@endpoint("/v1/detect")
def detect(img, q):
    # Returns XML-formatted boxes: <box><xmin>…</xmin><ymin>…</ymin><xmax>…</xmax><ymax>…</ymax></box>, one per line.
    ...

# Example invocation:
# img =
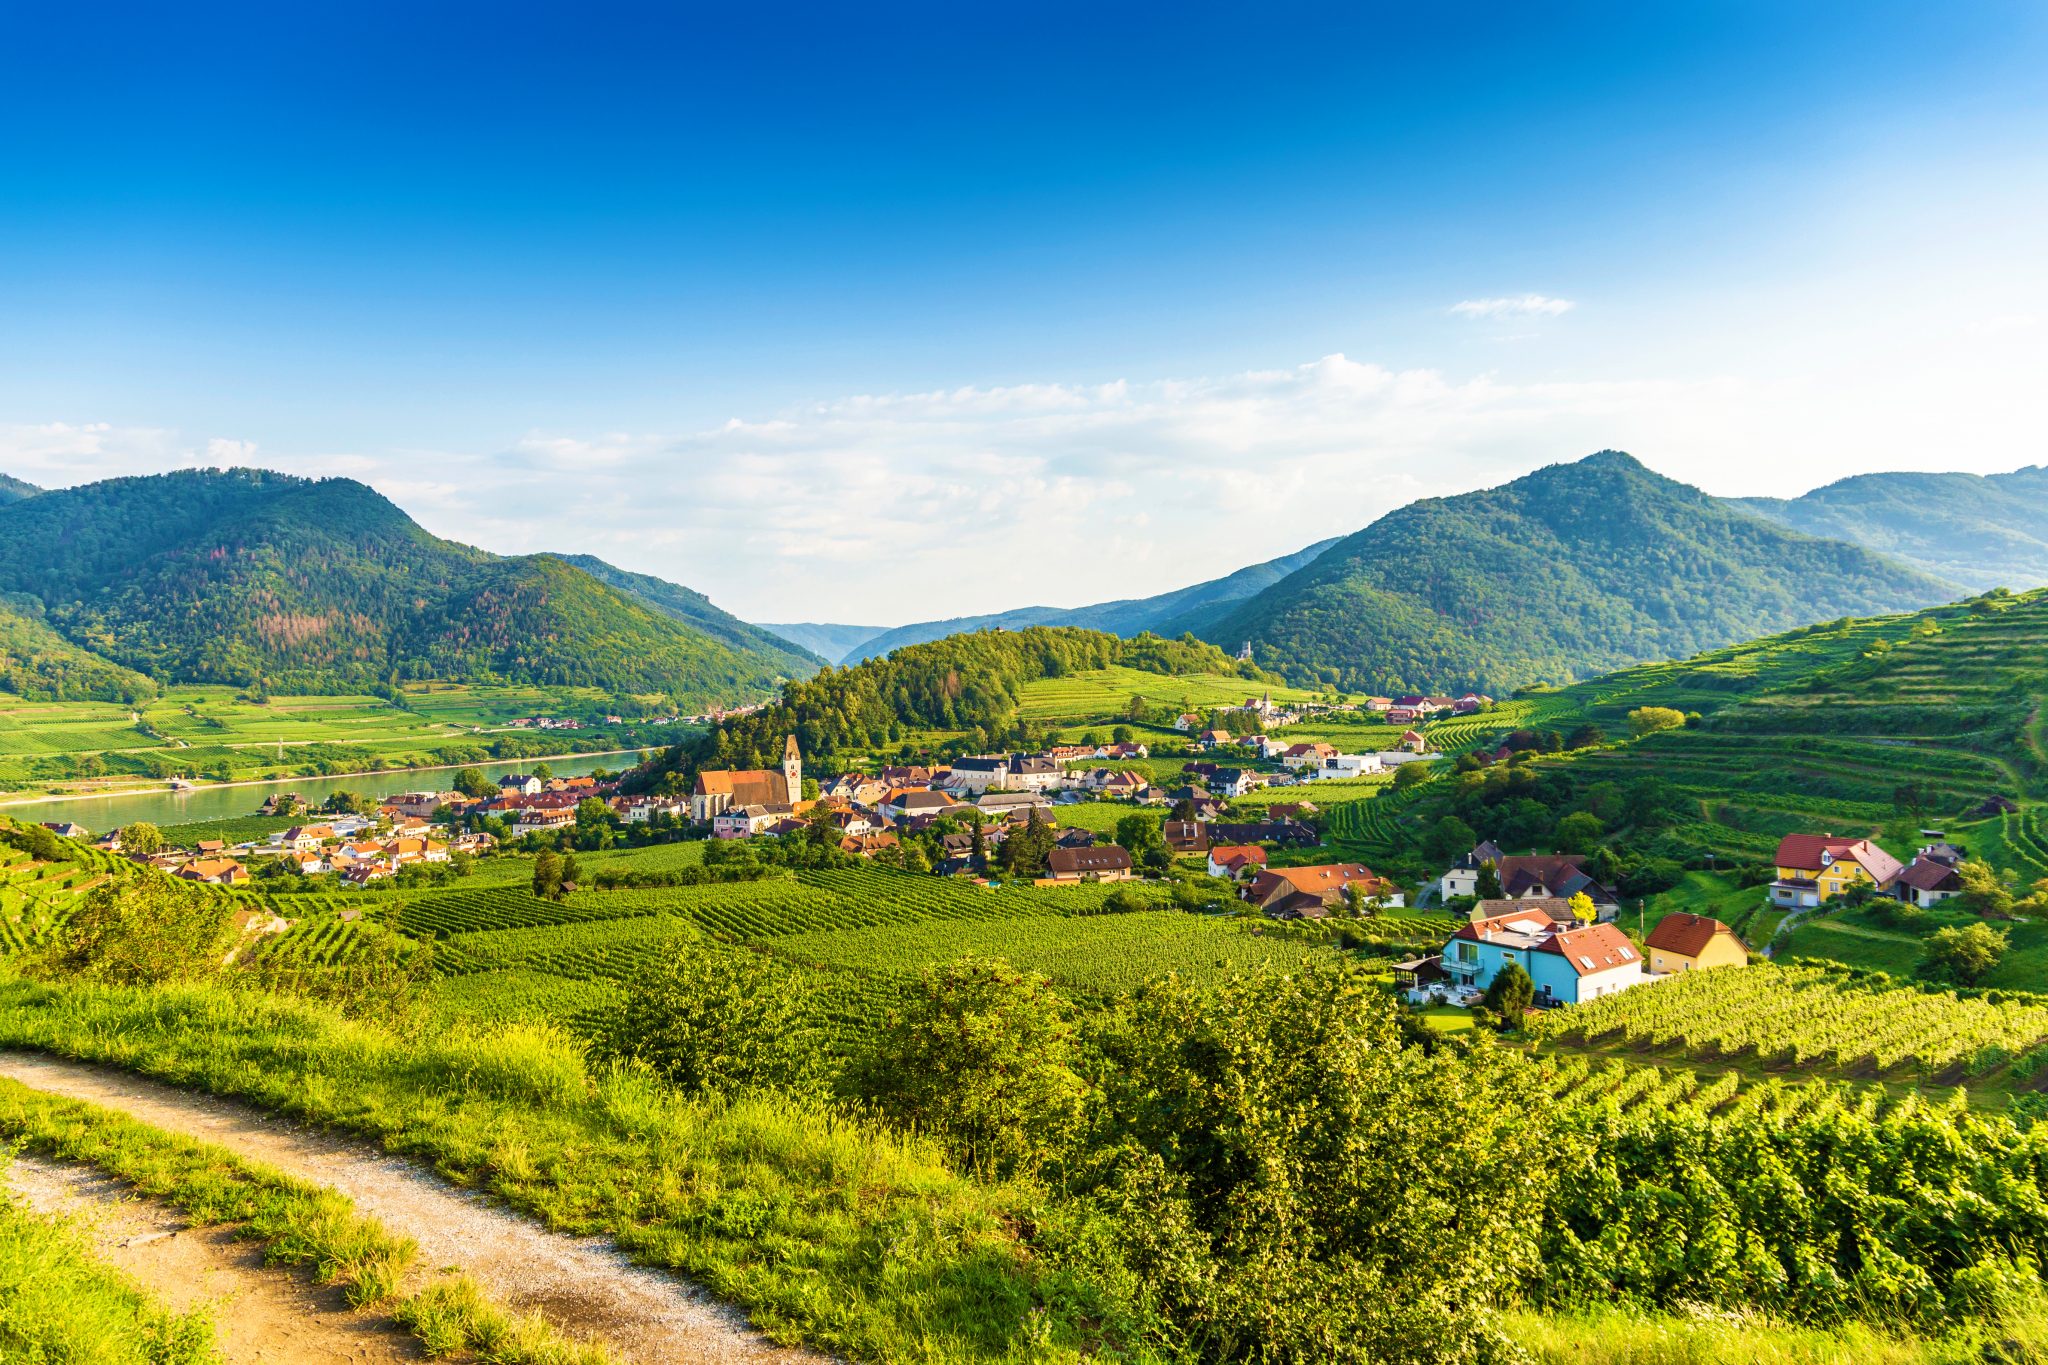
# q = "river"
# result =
<box><xmin>0</xmin><ymin>752</ymin><xmax>639</xmax><ymax>833</ymax></box>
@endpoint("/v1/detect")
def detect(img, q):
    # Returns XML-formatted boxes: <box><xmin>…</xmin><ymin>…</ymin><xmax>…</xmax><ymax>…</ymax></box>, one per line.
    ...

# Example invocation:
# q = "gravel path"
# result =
<box><xmin>7</xmin><ymin>1153</ymin><xmax>418</xmax><ymax>1365</ymax></box>
<box><xmin>0</xmin><ymin>1051</ymin><xmax>830</xmax><ymax>1365</ymax></box>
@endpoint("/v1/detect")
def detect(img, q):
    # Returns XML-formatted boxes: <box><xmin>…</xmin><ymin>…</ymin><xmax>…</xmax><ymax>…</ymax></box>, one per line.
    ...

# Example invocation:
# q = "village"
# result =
<box><xmin>47</xmin><ymin>680</ymin><xmax>1980</xmax><ymax>1027</ymax></box>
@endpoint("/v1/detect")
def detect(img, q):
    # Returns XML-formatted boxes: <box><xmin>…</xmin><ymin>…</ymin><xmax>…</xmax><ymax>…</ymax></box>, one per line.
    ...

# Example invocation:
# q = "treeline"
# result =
<box><xmin>650</xmin><ymin>626</ymin><xmax>1264</xmax><ymax>779</ymax></box>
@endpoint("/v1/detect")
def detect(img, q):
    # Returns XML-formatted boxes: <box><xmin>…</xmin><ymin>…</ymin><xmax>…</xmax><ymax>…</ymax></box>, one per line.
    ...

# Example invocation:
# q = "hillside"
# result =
<box><xmin>1177</xmin><ymin>451</ymin><xmax>1956</xmax><ymax>694</ymax></box>
<box><xmin>558</xmin><ymin>554</ymin><xmax>824</xmax><ymax>676</ymax></box>
<box><xmin>647</xmin><ymin>625</ymin><xmax>1271</xmax><ymax>779</ymax></box>
<box><xmin>0</xmin><ymin>474</ymin><xmax>39</xmax><ymax>502</ymax></box>
<box><xmin>755</xmin><ymin>621</ymin><xmax>888</xmax><ymax>664</ymax></box>
<box><xmin>845</xmin><ymin>537</ymin><xmax>1340</xmax><ymax>662</ymax></box>
<box><xmin>1734</xmin><ymin>465</ymin><xmax>2048</xmax><ymax>592</ymax></box>
<box><xmin>0</xmin><ymin>597</ymin><xmax>157</xmax><ymax>703</ymax></box>
<box><xmin>0</xmin><ymin>469</ymin><xmax>805</xmax><ymax>705</ymax></box>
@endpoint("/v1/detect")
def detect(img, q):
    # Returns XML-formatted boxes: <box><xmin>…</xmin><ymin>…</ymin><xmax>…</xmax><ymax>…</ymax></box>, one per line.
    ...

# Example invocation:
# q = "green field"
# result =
<box><xmin>1013</xmin><ymin>666</ymin><xmax>1321</xmax><ymax>721</ymax></box>
<box><xmin>0</xmin><ymin>683</ymin><xmax>692</xmax><ymax>796</ymax></box>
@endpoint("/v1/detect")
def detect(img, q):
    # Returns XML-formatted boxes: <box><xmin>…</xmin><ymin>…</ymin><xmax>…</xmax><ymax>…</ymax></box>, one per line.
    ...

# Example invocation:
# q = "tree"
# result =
<box><xmin>854</xmin><ymin>957</ymin><xmax>1087</xmax><ymax>1178</ymax></box>
<box><xmin>968</xmin><ymin>810</ymin><xmax>986</xmax><ymax>871</ymax></box>
<box><xmin>1954</xmin><ymin>859</ymin><xmax>2015</xmax><ymax>918</ymax></box>
<box><xmin>560</xmin><ymin>851</ymin><xmax>580</xmax><ymax>891</ymax></box>
<box><xmin>532</xmin><ymin>762</ymin><xmax>554</xmax><ymax>781</ymax></box>
<box><xmin>586</xmin><ymin>941</ymin><xmax>826</xmax><ymax>1096</ymax></box>
<box><xmin>1627</xmin><ymin>706</ymin><xmax>1686</xmax><ymax>739</ymax></box>
<box><xmin>1112</xmin><ymin>725</ymin><xmax>1134</xmax><ymax>744</ymax></box>
<box><xmin>1081</xmin><ymin>962</ymin><xmax>1553</xmax><ymax>1362</ymax></box>
<box><xmin>1919</xmin><ymin>922</ymin><xmax>2008</xmax><ymax>986</ymax></box>
<box><xmin>1426</xmin><ymin>815</ymin><xmax>1477</xmax><ymax>862</ymax></box>
<box><xmin>37</xmin><ymin>876</ymin><xmax>233</xmax><ymax>985</ymax></box>
<box><xmin>1476</xmin><ymin>860</ymin><xmax>1504</xmax><ymax>900</ymax></box>
<box><xmin>118</xmin><ymin>822</ymin><xmax>163</xmax><ymax>856</ymax></box>
<box><xmin>1555</xmin><ymin>811</ymin><xmax>1604</xmax><ymax>854</ymax></box>
<box><xmin>1481</xmin><ymin>960</ymin><xmax>1534</xmax><ymax>1020</ymax></box>
<box><xmin>1113</xmin><ymin>812</ymin><xmax>1166</xmax><ymax>866</ymax></box>
<box><xmin>1565</xmin><ymin>723</ymin><xmax>1606</xmax><ymax>750</ymax></box>
<box><xmin>1391</xmin><ymin>762</ymin><xmax>1432</xmax><ymax>791</ymax></box>
<box><xmin>1000</xmin><ymin>808</ymin><xmax>1056</xmax><ymax>877</ymax></box>
<box><xmin>452</xmin><ymin>767</ymin><xmax>495</xmax><ymax>800</ymax></box>
<box><xmin>1567</xmin><ymin>891</ymin><xmax>1597</xmax><ymax>926</ymax></box>
<box><xmin>531</xmin><ymin>850</ymin><xmax>563</xmax><ymax>900</ymax></box>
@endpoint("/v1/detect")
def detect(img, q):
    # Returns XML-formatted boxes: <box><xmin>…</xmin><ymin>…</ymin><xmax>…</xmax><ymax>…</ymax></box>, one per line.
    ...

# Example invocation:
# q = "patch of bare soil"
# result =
<box><xmin>7</xmin><ymin>1154</ymin><xmax>420</xmax><ymax>1364</ymax></box>
<box><xmin>0</xmin><ymin>1052</ymin><xmax>829</xmax><ymax>1365</ymax></box>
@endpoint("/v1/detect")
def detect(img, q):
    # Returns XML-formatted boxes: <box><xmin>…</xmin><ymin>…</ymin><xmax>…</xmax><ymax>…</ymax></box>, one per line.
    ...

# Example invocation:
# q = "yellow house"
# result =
<box><xmin>1644</xmin><ymin>913</ymin><xmax>1749</xmax><ymax>973</ymax></box>
<box><xmin>1768</xmin><ymin>834</ymin><xmax>1902</xmax><ymax>909</ymax></box>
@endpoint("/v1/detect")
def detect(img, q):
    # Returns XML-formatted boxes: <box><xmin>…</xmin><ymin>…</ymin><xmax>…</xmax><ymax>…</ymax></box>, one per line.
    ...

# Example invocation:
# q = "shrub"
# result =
<box><xmin>33</xmin><ymin>876</ymin><xmax>234</xmax><ymax>986</ymax></box>
<box><xmin>852</xmin><ymin>956</ymin><xmax>1087</xmax><ymax>1178</ymax></box>
<box><xmin>583</xmin><ymin>941</ymin><xmax>828</xmax><ymax>1097</ymax></box>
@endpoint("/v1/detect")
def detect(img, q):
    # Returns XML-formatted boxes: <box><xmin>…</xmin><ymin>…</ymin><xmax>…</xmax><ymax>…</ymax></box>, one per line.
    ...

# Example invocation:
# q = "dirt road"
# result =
<box><xmin>0</xmin><ymin>1052</ymin><xmax>830</xmax><ymax>1365</ymax></box>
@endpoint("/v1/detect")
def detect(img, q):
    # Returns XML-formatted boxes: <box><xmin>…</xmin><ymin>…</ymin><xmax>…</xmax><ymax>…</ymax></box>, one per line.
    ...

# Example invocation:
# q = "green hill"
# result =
<box><xmin>1734</xmin><ymin>465</ymin><xmax>2048</xmax><ymax>592</ymax></box>
<box><xmin>843</xmin><ymin>537</ymin><xmax>1340</xmax><ymax>662</ymax></box>
<box><xmin>1174</xmin><ymin>450</ymin><xmax>1957</xmax><ymax>694</ymax></box>
<box><xmin>0</xmin><ymin>468</ymin><xmax>805</xmax><ymax>706</ymax></box>
<box><xmin>0</xmin><ymin>474</ymin><xmax>40</xmax><ymax>503</ymax></box>
<box><xmin>557</xmin><ymin>554</ymin><xmax>824</xmax><ymax>677</ymax></box>
<box><xmin>0</xmin><ymin>597</ymin><xmax>156</xmax><ymax>703</ymax></box>
<box><xmin>645</xmin><ymin>625</ymin><xmax>1271</xmax><ymax>781</ymax></box>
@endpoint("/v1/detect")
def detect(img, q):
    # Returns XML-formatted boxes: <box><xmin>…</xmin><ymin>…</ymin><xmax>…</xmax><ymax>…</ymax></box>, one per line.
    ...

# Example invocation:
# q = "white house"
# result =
<box><xmin>946</xmin><ymin>757</ymin><xmax>1012</xmax><ymax>795</ymax></box>
<box><xmin>1308</xmin><ymin>753</ymin><xmax>1383</xmax><ymax>781</ymax></box>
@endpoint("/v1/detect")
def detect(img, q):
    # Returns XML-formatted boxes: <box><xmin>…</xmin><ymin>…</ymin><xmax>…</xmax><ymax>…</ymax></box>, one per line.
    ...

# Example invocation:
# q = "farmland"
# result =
<box><xmin>0</xmin><ymin>682</ymin><xmax>693</xmax><ymax>798</ymax></box>
<box><xmin>1529</xmin><ymin>963</ymin><xmax>2048</xmax><ymax>1088</ymax></box>
<box><xmin>1013</xmin><ymin>666</ymin><xmax>1321</xmax><ymax>721</ymax></box>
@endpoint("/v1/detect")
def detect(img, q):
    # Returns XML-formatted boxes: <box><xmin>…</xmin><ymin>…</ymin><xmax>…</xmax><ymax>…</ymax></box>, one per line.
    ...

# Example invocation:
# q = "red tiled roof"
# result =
<box><xmin>1644</xmin><ymin>912</ymin><xmax>1740</xmax><ymax>958</ymax></box>
<box><xmin>1534</xmin><ymin>923</ymin><xmax>1639</xmax><ymax>977</ymax></box>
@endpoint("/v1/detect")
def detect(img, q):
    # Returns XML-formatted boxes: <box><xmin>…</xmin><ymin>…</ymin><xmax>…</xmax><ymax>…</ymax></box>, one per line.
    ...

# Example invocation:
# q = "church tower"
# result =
<box><xmin>782</xmin><ymin>734</ymin><xmax>802</xmax><ymax>800</ymax></box>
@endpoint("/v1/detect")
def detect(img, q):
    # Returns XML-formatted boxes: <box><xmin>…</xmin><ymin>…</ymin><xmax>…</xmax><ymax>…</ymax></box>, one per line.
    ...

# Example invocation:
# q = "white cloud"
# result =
<box><xmin>1450</xmin><ymin>294</ymin><xmax>1577</xmax><ymax>319</ymax></box>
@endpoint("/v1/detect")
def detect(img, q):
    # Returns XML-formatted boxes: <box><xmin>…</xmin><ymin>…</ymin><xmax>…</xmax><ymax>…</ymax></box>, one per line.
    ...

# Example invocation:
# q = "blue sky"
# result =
<box><xmin>3</xmin><ymin>2</ymin><xmax>2045</xmax><ymax>620</ymax></box>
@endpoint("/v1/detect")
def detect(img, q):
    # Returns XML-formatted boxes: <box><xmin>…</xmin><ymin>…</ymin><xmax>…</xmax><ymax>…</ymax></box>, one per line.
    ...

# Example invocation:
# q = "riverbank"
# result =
<box><xmin>0</xmin><ymin>749</ymin><xmax>650</xmax><ymax>811</ymax></box>
<box><xmin>0</xmin><ymin>751</ymin><xmax>652</xmax><ymax>834</ymax></box>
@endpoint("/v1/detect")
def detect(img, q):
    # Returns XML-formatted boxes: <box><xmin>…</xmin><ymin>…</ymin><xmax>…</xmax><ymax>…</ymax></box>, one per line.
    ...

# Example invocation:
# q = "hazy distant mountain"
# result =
<box><xmin>1176</xmin><ymin>451</ymin><xmax>1958</xmax><ymax>695</ymax></box>
<box><xmin>756</xmin><ymin>622</ymin><xmax>890</xmax><ymax>664</ymax></box>
<box><xmin>1732</xmin><ymin>467</ymin><xmax>2048</xmax><ymax>592</ymax></box>
<box><xmin>0</xmin><ymin>474</ymin><xmax>40</xmax><ymax>502</ymax></box>
<box><xmin>0</xmin><ymin>469</ymin><xmax>809</xmax><ymax>705</ymax></box>
<box><xmin>847</xmin><ymin>537</ymin><xmax>1340</xmax><ymax>663</ymax></box>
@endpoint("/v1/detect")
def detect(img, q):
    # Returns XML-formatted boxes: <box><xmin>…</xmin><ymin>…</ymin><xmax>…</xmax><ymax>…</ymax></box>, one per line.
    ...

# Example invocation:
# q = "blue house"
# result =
<box><xmin>1441</xmin><ymin>908</ymin><xmax>1646</xmax><ymax>1006</ymax></box>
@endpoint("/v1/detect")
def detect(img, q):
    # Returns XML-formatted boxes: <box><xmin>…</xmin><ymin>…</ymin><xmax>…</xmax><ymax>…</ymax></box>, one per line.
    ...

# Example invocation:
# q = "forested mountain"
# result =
<box><xmin>644</xmin><ymin>626</ymin><xmax>1270</xmax><ymax>781</ymax></box>
<box><xmin>845</xmin><ymin>537</ymin><xmax>1340</xmax><ymax>662</ymax></box>
<box><xmin>0</xmin><ymin>475</ymin><xmax>40</xmax><ymax>503</ymax></box>
<box><xmin>1732</xmin><ymin>466</ymin><xmax>2048</xmax><ymax>592</ymax></box>
<box><xmin>0</xmin><ymin>597</ymin><xmax>156</xmax><ymax>703</ymax></box>
<box><xmin>0</xmin><ymin>469</ymin><xmax>805</xmax><ymax>705</ymax></box>
<box><xmin>1177</xmin><ymin>451</ymin><xmax>1956</xmax><ymax>694</ymax></box>
<box><xmin>558</xmin><ymin>554</ymin><xmax>824</xmax><ymax>676</ymax></box>
<box><xmin>755</xmin><ymin>622</ymin><xmax>889</xmax><ymax>664</ymax></box>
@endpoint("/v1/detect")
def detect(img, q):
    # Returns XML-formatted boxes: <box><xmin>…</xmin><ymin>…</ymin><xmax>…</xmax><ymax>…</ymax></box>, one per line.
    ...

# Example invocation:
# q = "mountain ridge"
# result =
<box><xmin>1175</xmin><ymin>450</ymin><xmax>1958</xmax><ymax>694</ymax></box>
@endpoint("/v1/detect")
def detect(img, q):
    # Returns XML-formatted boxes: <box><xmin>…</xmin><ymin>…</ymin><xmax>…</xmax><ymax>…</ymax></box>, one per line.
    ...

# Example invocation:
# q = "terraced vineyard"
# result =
<box><xmin>1535</xmin><ymin>1052</ymin><xmax>1951</xmax><ymax>1121</ymax></box>
<box><xmin>1014</xmin><ymin>667</ymin><xmax>1317</xmax><ymax>722</ymax></box>
<box><xmin>1530</xmin><ymin>964</ymin><xmax>2048</xmax><ymax>1085</ymax></box>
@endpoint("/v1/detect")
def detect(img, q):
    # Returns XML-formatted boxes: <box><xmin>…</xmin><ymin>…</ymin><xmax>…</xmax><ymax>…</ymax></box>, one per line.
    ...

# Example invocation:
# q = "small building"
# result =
<box><xmin>1895</xmin><ymin>857</ymin><xmax>1965</xmax><ymax>907</ymax></box>
<box><xmin>1164</xmin><ymin>820</ymin><xmax>1209</xmax><ymax>854</ymax></box>
<box><xmin>1206</xmin><ymin>844</ymin><xmax>1267</xmax><ymax>880</ymax></box>
<box><xmin>177</xmin><ymin>858</ymin><xmax>248</xmax><ymax>886</ymax></box>
<box><xmin>1643</xmin><ymin>913</ymin><xmax>1749</xmax><ymax>974</ymax></box>
<box><xmin>1442</xmin><ymin>912</ymin><xmax>1643</xmax><ymax>1006</ymax></box>
<box><xmin>1044</xmin><ymin>846</ymin><xmax>1135</xmax><ymax>882</ymax></box>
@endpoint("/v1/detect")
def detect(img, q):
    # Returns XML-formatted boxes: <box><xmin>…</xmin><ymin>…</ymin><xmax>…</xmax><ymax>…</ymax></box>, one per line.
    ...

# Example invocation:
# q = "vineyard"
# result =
<box><xmin>1535</xmin><ymin>1051</ymin><xmax>1962</xmax><ymax>1122</ymax></box>
<box><xmin>1530</xmin><ymin>964</ymin><xmax>2048</xmax><ymax>1086</ymax></box>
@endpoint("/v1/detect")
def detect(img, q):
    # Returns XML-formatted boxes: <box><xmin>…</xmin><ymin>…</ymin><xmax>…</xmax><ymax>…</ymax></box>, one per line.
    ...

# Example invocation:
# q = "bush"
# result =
<box><xmin>852</xmin><ymin>957</ymin><xmax>1087</xmax><ymax>1179</ymax></box>
<box><xmin>583</xmin><ymin>941</ymin><xmax>828</xmax><ymax>1097</ymax></box>
<box><xmin>33</xmin><ymin>876</ymin><xmax>235</xmax><ymax>986</ymax></box>
<box><xmin>1071</xmin><ymin>962</ymin><xmax>1552</xmax><ymax>1363</ymax></box>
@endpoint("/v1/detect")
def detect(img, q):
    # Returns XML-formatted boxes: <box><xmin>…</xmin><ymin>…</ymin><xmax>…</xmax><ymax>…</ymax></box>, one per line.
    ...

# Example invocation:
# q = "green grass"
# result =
<box><xmin>0</xmin><ymin>976</ymin><xmax>1102</xmax><ymax>1364</ymax></box>
<box><xmin>0</xmin><ymin>1164</ymin><xmax>217</xmax><ymax>1364</ymax></box>
<box><xmin>0</xmin><ymin>1076</ymin><xmax>615</xmax><ymax>1365</ymax></box>
<box><xmin>1012</xmin><ymin>667</ymin><xmax>1319</xmax><ymax>722</ymax></box>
